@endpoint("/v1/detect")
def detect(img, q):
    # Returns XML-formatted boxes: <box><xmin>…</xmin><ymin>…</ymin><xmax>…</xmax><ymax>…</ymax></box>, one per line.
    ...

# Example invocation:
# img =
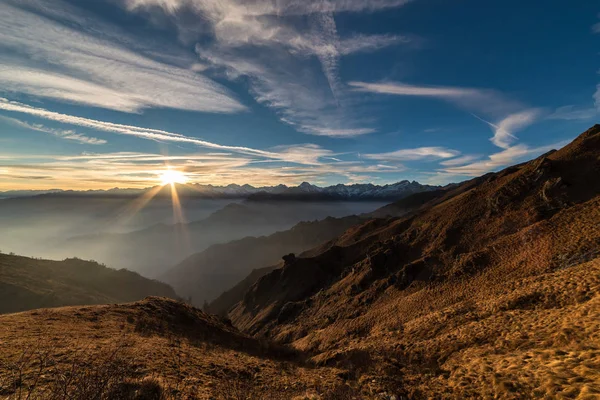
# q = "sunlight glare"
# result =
<box><xmin>159</xmin><ymin>169</ymin><xmax>187</xmax><ymax>186</ymax></box>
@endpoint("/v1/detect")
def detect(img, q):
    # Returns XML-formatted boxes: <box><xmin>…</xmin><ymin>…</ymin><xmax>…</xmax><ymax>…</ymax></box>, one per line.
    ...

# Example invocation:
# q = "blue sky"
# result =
<box><xmin>0</xmin><ymin>0</ymin><xmax>598</xmax><ymax>190</ymax></box>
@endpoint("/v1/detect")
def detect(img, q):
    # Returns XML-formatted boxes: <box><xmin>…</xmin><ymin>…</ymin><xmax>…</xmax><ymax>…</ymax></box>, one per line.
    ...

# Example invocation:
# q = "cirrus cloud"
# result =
<box><xmin>0</xmin><ymin>0</ymin><xmax>246</xmax><ymax>114</ymax></box>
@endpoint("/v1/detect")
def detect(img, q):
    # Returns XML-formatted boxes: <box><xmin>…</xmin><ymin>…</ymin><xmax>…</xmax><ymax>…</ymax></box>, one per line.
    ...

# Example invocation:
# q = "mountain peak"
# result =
<box><xmin>299</xmin><ymin>181</ymin><xmax>316</xmax><ymax>188</ymax></box>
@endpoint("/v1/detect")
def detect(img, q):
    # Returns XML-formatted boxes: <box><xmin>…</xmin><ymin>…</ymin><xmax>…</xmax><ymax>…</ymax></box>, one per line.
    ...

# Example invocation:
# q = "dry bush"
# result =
<box><xmin>0</xmin><ymin>338</ymin><xmax>169</xmax><ymax>400</ymax></box>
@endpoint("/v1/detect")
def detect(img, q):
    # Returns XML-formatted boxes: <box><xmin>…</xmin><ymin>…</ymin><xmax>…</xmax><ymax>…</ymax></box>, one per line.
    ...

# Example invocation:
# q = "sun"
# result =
<box><xmin>159</xmin><ymin>169</ymin><xmax>187</xmax><ymax>186</ymax></box>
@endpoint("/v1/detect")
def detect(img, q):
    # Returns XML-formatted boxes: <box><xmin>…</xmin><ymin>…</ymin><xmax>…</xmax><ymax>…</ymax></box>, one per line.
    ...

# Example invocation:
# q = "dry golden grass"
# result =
<box><xmin>228</xmin><ymin>126</ymin><xmax>600</xmax><ymax>398</ymax></box>
<box><xmin>0</xmin><ymin>298</ymin><xmax>355</xmax><ymax>399</ymax></box>
<box><xmin>265</xmin><ymin>197</ymin><xmax>600</xmax><ymax>398</ymax></box>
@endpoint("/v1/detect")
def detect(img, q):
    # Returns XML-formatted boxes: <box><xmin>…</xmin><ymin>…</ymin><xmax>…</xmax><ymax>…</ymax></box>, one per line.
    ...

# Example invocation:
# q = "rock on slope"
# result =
<box><xmin>229</xmin><ymin>125</ymin><xmax>600</xmax><ymax>398</ymax></box>
<box><xmin>0</xmin><ymin>253</ymin><xmax>177</xmax><ymax>314</ymax></box>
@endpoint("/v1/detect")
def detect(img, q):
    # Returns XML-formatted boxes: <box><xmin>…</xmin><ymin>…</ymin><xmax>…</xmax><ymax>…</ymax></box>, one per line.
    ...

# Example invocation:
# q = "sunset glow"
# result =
<box><xmin>159</xmin><ymin>169</ymin><xmax>187</xmax><ymax>186</ymax></box>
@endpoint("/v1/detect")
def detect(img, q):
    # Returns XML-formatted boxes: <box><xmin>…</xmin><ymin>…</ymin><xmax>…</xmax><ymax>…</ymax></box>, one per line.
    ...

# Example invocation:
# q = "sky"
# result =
<box><xmin>0</xmin><ymin>0</ymin><xmax>598</xmax><ymax>190</ymax></box>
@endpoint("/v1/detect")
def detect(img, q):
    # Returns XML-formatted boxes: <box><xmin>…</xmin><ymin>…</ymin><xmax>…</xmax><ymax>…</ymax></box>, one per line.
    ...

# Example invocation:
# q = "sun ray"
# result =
<box><xmin>168</xmin><ymin>182</ymin><xmax>191</xmax><ymax>259</ymax></box>
<box><xmin>110</xmin><ymin>185</ymin><xmax>164</xmax><ymax>229</ymax></box>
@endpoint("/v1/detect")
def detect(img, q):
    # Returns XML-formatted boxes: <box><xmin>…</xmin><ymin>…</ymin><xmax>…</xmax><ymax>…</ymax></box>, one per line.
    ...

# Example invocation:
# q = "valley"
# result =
<box><xmin>1</xmin><ymin>126</ymin><xmax>598</xmax><ymax>398</ymax></box>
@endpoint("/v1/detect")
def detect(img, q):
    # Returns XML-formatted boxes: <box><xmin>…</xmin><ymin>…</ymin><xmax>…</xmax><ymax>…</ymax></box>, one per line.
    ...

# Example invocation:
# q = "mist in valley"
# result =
<box><xmin>0</xmin><ymin>194</ymin><xmax>386</xmax><ymax>278</ymax></box>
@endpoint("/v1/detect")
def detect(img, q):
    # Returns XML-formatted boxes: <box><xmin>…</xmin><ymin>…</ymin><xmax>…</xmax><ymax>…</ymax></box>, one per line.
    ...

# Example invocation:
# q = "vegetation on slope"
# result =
<box><xmin>228</xmin><ymin>125</ymin><xmax>600</xmax><ymax>398</ymax></box>
<box><xmin>0</xmin><ymin>297</ymin><xmax>350</xmax><ymax>399</ymax></box>
<box><xmin>0</xmin><ymin>253</ymin><xmax>177</xmax><ymax>314</ymax></box>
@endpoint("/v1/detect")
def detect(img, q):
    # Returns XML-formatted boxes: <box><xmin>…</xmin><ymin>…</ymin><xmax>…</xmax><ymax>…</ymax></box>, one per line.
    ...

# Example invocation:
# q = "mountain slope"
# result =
<box><xmin>229</xmin><ymin>125</ymin><xmax>600</xmax><ymax>398</ymax></box>
<box><xmin>0</xmin><ymin>297</ymin><xmax>348</xmax><ymax>399</ymax></box>
<box><xmin>161</xmin><ymin>215</ymin><xmax>364</xmax><ymax>308</ymax></box>
<box><xmin>0</xmin><ymin>253</ymin><xmax>177</xmax><ymax>314</ymax></box>
<box><xmin>206</xmin><ymin>190</ymin><xmax>449</xmax><ymax>316</ymax></box>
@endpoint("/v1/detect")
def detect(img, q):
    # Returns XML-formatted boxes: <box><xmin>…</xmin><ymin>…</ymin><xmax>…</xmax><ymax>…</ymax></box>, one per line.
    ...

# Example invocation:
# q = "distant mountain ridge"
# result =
<box><xmin>0</xmin><ymin>180</ymin><xmax>439</xmax><ymax>200</ymax></box>
<box><xmin>161</xmin><ymin>215</ymin><xmax>365</xmax><ymax>309</ymax></box>
<box><xmin>0</xmin><ymin>252</ymin><xmax>178</xmax><ymax>314</ymax></box>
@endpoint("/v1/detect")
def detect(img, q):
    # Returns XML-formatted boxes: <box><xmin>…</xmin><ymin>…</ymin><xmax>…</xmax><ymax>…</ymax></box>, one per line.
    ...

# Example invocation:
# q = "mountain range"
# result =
<box><xmin>0</xmin><ymin>180</ymin><xmax>439</xmax><ymax>201</ymax></box>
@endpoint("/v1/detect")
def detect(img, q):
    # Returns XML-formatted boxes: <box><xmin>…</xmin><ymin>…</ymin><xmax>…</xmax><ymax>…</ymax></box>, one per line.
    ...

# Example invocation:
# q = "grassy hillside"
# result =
<box><xmin>0</xmin><ymin>253</ymin><xmax>177</xmax><ymax>314</ymax></box>
<box><xmin>0</xmin><ymin>297</ymin><xmax>347</xmax><ymax>399</ymax></box>
<box><xmin>229</xmin><ymin>125</ymin><xmax>600</xmax><ymax>398</ymax></box>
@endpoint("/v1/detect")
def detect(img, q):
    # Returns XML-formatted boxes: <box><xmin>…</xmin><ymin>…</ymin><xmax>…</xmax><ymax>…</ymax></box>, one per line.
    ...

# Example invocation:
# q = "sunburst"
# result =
<box><xmin>159</xmin><ymin>169</ymin><xmax>187</xmax><ymax>186</ymax></box>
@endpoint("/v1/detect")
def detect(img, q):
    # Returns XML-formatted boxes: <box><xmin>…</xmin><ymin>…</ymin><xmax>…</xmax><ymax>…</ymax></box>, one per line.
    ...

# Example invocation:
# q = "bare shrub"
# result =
<box><xmin>0</xmin><ymin>338</ymin><xmax>168</xmax><ymax>400</ymax></box>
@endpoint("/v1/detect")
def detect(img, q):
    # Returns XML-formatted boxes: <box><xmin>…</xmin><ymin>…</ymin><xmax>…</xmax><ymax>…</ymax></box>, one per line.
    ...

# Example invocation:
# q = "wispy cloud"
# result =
<box><xmin>351</xmin><ymin>80</ymin><xmax>554</xmax><ymax>177</ymax></box>
<box><xmin>0</xmin><ymin>98</ymin><xmax>279</xmax><ymax>159</ymax></box>
<box><xmin>119</xmin><ymin>0</ymin><xmax>412</xmax><ymax>137</ymax></box>
<box><xmin>592</xmin><ymin>15</ymin><xmax>600</xmax><ymax>34</ymax></box>
<box><xmin>548</xmin><ymin>105</ymin><xmax>598</xmax><ymax>121</ymax></box>
<box><xmin>0</xmin><ymin>98</ymin><xmax>400</xmax><ymax>185</ymax></box>
<box><xmin>349</xmin><ymin>81</ymin><xmax>523</xmax><ymax>118</ymax></box>
<box><xmin>439</xmin><ymin>141</ymin><xmax>565</xmax><ymax>177</ymax></box>
<box><xmin>432</xmin><ymin>109</ymin><xmax>549</xmax><ymax>178</ymax></box>
<box><xmin>476</xmin><ymin>109</ymin><xmax>543</xmax><ymax>149</ymax></box>
<box><xmin>439</xmin><ymin>155</ymin><xmax>480</xmax><ymax>167</ymax></box>
<box><xmin>0</xmin><ymin>116</ymin><xmax>106</xmax><ymax>145</ymax></box>
<box><xmin>0</xmin><ymin>0</ymin><xmax>246</xmax><ymax>113</ymax></box>
<box><xmin>124</xmin><ymin>0</ymin><xmax>413</xmax><ymax>15</ymax></box>
<box><xmin>364</xmin><ymin>146</ymin><xmax>460</xmax><ymax>162</ymax></box>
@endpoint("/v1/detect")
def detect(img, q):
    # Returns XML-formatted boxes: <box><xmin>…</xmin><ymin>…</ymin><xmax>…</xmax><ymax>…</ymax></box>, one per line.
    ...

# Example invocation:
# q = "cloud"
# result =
<box><xmin>123</xmin><ymin>0</ymin><xmax>412</xmax><ymax>18</ymax></box>
<box><xmin>439</xmin><ymin>141</ymin><xmax>565</xmax><ymax>177</ymax></box>
<box><xmin>0</xmin><ymin>149</ymin><xmax>405</xmax><ymax>190</ymax></box>
<box><xmin>0</xmin><ymin>98</ymin><xmax>353</xmax><ymax>168</ymax></box>
<box><xmin>0</xmin><ymin>116</ymin><xmax>106</xmax><ymax>145</ymax></box>
<box><xmin>0</xmin><ymin>0</ymin><xmax>246</xmax><ymax>113</ymax></box>
<box><xmin>118</xmin><ymin>0</ymin><xmax>412</xmax><ymax>137</ymax></box>
<box><xmin>364</xmin><ymin>146</ymin><xmax>460</xmax><ymax>162</ymax></box>
<box><xmin>302</xmin><ymin>127</ymin><xmax>377</xmax><ymax>137</ymax></box>
<box><xmin>0</xmin><ymin>98</ymin><xmax>404</xmax><ymax>186</ymax></box>
<box><xmin>350</xmin><ymin>81</ymin><xmax>479</xmax><ymax>97</ymax></box>
<box><xmin>486</xmin><ymin>109</ymin><xmax>543</xmax><ymax>149</ymax></box>
<box><xmin>349</xmin><ymin>81</ymin><xmax>523</xmax><ymax>118</ymax></box>
<box><xmin>0</xmin><ymin>98</ymin><xmax>274</xmax><ymax>158</ymax></box>
<box><xmin>350</xmin><ymin>81</ymin><xmax>550</xmax><ymax>178</ymax></box>
<box><xmin>439</xmin><ymin>155</ymin><xmax>480</xmax><ymax>166</ymax></box>
<box><xmin>548</xmin><ymin>105</ymin><xmax>598</xmax><ymax>121</ymax></box>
